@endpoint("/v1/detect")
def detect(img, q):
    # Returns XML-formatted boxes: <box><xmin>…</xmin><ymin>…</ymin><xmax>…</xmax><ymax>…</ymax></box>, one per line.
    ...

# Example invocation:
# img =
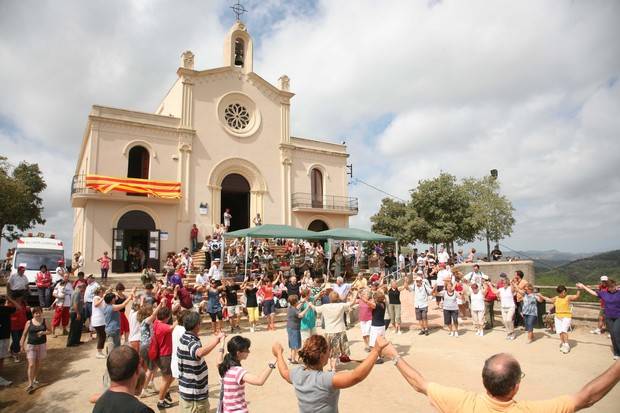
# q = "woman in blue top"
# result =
<box><xmin>518</xmin><ymin>283</ymin><xmax>544</xmax><ymax>343</ymax></box>
<box><xmin>299</xmin><ymin>288</ymin><xmax>317</xmax><ymax>343</ymax></box>
<box><xmin>204</xmin><ymin>280</ymin><xmax>224</xmax><ymax>335</ymax></box>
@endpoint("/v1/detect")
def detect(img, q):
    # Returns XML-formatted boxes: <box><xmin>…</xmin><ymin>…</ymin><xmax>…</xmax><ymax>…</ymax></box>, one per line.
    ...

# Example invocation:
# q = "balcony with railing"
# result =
<box><xmin>291</xmin><ymin>192</ymin><xmax>358</xmax><ymax>215</ymax></box>
<box><xmin>71</xmin><ymin>174</ymin><xmax>181</xmax><ymax>207</ymax></box>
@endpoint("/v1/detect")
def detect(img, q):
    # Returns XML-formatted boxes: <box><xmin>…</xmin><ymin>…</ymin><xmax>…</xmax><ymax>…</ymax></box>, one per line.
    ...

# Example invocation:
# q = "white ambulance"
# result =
<box><xmin>10</xmin><ymin>234</ymin><xmax>66</xmax><ymax>300</ymax></box>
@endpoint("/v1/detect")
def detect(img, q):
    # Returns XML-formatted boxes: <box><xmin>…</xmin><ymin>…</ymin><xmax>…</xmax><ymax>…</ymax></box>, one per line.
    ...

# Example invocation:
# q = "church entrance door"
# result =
<box><xmin>221</xmin><ymin>173</ymin><xmax>250</xmax><ymax>231</ymax></box>
<box><xmin>112</xmin><ymin>210</ymin><xmax>159</xmax><ymax>273</ymax></box>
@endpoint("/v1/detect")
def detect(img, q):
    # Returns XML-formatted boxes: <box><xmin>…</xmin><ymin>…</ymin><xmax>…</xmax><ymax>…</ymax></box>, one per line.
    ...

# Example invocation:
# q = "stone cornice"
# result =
<box><xmin>280</xmin><ymin>143</ymin><xmax>349</xmax><ymax>158</ymax></box>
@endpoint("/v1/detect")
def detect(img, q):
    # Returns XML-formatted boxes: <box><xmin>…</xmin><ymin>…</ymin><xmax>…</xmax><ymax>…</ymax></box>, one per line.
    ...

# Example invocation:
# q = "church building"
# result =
<box><xmin>71</xmin><ymin>20</ymin><xmax>358</xmax><ymax>273</ymax></box>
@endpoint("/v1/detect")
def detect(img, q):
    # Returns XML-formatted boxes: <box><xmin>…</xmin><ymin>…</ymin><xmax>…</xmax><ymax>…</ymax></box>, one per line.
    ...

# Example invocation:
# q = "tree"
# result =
<box><xmin>409</xmin><ymin>173</ymin><xmax>479</xmax><ymax>253</ymax></box>
<box><xmin>0</xmin><ymin>156</ymin><xmax>47</xmax><ymax>250</ymax></box>
<box><xmin>370</xmin><ymin>197</ymin><xmax>414</xmax><ymax>246</ymax></box>
<box><xmin>462</xmin><ymin>176</ymin><xmax>515</xmax><ymax>259</ymax></box>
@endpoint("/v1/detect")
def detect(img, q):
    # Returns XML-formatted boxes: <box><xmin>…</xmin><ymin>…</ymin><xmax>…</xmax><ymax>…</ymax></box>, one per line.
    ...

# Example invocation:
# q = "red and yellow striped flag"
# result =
<box><xmin>85</xmin><ymin>175</ymin><xmax>182</xmax><ymax>199</ymax></box>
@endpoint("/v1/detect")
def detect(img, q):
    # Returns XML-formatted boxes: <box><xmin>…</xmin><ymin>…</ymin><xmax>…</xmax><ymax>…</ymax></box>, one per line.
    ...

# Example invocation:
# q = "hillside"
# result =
<box><xmin>536</xmin><ymin>249</ymin><xmax>620</xmax><ymax>286</ymax></box>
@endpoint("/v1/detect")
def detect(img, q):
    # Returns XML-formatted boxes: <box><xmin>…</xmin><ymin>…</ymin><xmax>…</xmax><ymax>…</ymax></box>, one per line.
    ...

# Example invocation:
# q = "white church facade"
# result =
<box><xmin>71</xmin><ymin>21</ymin><xmax>357</xmax><ymax>273</ymax></box>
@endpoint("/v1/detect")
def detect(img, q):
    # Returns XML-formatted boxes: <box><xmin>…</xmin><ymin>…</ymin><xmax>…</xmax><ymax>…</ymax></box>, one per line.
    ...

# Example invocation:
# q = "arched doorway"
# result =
<box><xmin>308</xmin><ymin>219</ymin><xmax>329</xmax><ymax>232</ymax></box>
<box><xmin>221</xmin><ymin>174</ymin><xmax>250</xmax><ymax>231</ymax></box>
<box><xmin>127</xmin><ymin>146</ymin><xmax>149</xmax><ymax>197</ymax></box>
<box><xmin>112</xmin><ymin>210</ymin><xmax>159</xmax><ymax>273</ymax></box>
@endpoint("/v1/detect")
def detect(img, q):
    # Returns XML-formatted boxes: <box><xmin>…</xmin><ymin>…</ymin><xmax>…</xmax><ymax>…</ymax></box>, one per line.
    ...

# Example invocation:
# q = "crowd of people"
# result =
<box><xmin>1</xmin><ymin>238</ymin><xmax>620</xmax><ymax>413</ymax></box>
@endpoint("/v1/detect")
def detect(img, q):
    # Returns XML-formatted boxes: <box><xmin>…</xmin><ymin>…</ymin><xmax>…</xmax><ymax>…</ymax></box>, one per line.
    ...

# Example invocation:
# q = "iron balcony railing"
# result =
<box><xmin>71</xmin><ymin>174</ymin><xmax>88</xmax><ymax>196</ymax></box>
<box><xmin>291</xmin><ymin>192</ymin><xmax>359</xmax><ymax>213</ymax></box>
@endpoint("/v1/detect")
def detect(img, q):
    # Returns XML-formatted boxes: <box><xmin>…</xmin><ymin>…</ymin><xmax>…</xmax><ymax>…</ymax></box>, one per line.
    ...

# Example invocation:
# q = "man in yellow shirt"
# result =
<box><xmin>381</xmin><ymin>345</ymin><xmax>620</xmax><ymax>413</ymax></box>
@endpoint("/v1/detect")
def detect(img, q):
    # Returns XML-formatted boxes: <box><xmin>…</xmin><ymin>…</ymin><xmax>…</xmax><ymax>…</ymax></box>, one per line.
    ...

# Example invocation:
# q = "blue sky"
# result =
<box><xmin>1</xmin><ymin>0</ymin><xmax>619</xmax><ymax>255</ymax></box>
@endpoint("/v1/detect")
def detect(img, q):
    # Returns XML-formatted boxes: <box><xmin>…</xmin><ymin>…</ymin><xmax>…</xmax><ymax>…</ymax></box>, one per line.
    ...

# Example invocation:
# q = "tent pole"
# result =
<box><xmin>244</xmin><ymin>236</ymin><xmax>250</xmax><ymax>278</ymax></box>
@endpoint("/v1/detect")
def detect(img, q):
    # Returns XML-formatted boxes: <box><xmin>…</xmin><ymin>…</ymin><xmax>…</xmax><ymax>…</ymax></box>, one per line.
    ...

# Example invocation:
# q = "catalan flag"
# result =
<box><xmin>85</xmin><ymin>175</ymin><xmax>182</xmax><ymax>199</ymax></box>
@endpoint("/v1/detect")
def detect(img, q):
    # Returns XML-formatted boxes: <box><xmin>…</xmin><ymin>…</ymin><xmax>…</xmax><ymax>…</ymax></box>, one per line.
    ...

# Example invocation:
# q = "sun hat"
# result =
<box><xmin>601</xmin><ymin>275</ymin><xmax>609</xmax><ymax>281</ymax></box>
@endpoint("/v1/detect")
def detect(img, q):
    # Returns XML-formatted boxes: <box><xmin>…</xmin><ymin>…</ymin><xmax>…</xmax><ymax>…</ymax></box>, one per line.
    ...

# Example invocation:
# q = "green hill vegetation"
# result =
<box><xmin>535</xmin><ymin>250</ymin><xmax>620</xmax><ymax>302</ymax></box>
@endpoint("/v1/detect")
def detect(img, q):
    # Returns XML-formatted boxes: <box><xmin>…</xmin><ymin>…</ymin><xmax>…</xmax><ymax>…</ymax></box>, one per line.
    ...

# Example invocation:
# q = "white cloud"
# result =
<box><xmin>1</xmin><ymin>0</ymin><xmax>619</xmax><ymax>254</ymax></box>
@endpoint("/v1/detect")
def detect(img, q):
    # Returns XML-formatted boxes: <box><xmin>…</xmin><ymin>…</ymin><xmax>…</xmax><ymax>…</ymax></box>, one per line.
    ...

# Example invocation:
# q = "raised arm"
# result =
<box><xmin>272</xmin><ymin>342</ymin><xmax>291</xmax><ymax>383</ymax></box>
<box><xmin>382</xmin><ymin>343</ymin><xmax>428</xmax><ymax>395</ymax></box>
<box><xmin>196</xmin><ymin>332</ymin><xmax>225</xmax><ymax>358</ymax></box>
<box><xmin>332</xmin><ymin>336</ymin><xmax>388</xmax><ymax>389</ymax></box>
<box><xmin>568</xmin><ymin>289</ymin><xmax>581</xmax><ymax>301</ymax></box>
<box><xmin>571</xmin><ymin>361</ymin><xmax>620</xmax><ymax>411</ymax></box>
<box><xmin>112</xmin><ymin>294</ymin><xmax>134</xmax><ymax>311</ymax></box>
<box><xmin>576</xmin><ymin>283</ymin><xmax>598</xmax><ymax>297</ymax></box>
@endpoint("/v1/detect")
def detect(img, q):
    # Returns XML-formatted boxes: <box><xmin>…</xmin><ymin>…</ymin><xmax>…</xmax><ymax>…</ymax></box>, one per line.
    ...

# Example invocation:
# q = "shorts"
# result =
<box><xmin>324</xmin><ymin>331</ymin><xmax>350</xmax><ymax>358</ymax></box>
<box><xmin>369</xmin><ymin>325</ymin><xmax>385</xmax><ymax>347</ymax></box>
<box><xmin>226</xmin><ymin>305</ymin><xmax>240</xmax><ymax>317</ymax></box>
<box><xmin>443</xmin><ymin>309</ymin><xmax>458</xmax><ymax>326</ymax></box>
<box><xmin>0</xmin><ymin>338</ymin><xmax>9</xmax><ymax>359</ymax></box>
<box><xmin>301</xmin><ymin>328</ymin><xmax>317</xmax><ymax>342</ymax></box>
<box><xmin>554</xmin><ymin>317</ymin><xmax>572</xmax><ymax>334</ymax></box>
<box><xmin>415</xmin><ymin>307</ymin><xmax>428</xmax><ymax>321</ymax></box>
<box><xmin>359</xmin><ymin>320</ymin><xmax>372</xmax><ymax>336</ymax></box>
<box><xmin>156</xmin><ymin>355</ymin><xmax>172</xmax><ymax>376</ymax></box>
<box><xmin>26</xmin><ymin>343</ymin><xmax>47</xmax><ymax>360</ymax></box>
<box><xmin>180</xmin><ymin>397</ymin><xmax>210</xmax><ymax>413</ymax></box>
<box><xmin>288</xmin><ymin>329</ymin><xmax>302</xmax><ymax>350</ymax></box>
<box><xmin>263</xmin><ymin>299</ymin><xmax>275</xmax><ymax>316</ymax></box>
<box><xmin>247</xmin><ymin>307</ymin><xmax>259</xmax><ymax>323</ymax></box>
<box><xmin>139</xmin><ymin>345</ymin><xmax>155</xmax><ymax>370</ymax></box>
<box><xmin>209</xmin><ymin>311</ymin><xmax>223</xmax><ymax>322</ymax></box>
<box><xmin>524</xmin><ymin>314</ymin><xmax>537</xmax><ymax>332</ymax></box>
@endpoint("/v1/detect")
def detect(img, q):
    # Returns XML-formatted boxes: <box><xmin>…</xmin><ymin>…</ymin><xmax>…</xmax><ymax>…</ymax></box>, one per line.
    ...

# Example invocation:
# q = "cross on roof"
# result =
<box><xmin>231</xmin><ymin>1</ymin><xmax>247</xmax><ymax>21</ymax></box>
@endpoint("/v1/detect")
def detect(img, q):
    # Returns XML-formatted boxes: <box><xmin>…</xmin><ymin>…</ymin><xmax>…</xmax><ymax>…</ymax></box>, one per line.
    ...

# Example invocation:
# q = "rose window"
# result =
<box><xmin>224</xmin><ymin>103</ymin><xmax>250</xmax><ymax>130</ymax></box>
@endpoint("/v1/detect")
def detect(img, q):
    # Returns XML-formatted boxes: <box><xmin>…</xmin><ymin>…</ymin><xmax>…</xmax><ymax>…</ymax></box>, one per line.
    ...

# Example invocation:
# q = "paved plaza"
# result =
<box><xmin>1</xmin><ymin>290</ymin><xmax>619</xmax><ymax>413</ymax></box>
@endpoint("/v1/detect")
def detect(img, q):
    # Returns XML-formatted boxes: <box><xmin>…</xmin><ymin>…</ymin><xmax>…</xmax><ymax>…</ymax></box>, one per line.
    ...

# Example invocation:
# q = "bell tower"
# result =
<box><xmin>223</xmin><ymin>20</ymin><xmax>253</xmax><ymax>73</ymax></box>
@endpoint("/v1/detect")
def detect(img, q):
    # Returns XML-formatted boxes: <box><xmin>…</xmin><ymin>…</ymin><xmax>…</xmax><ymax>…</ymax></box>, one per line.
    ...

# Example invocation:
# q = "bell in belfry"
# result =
<box><xmin>234</xmin><ymin>51</ymin><xmax>244</xmax><ymax>66</ymax></box>
<box><xmin>234</xmin><ymin>38</ymin><xmax>245</xmax><ymax>66</ymax></box>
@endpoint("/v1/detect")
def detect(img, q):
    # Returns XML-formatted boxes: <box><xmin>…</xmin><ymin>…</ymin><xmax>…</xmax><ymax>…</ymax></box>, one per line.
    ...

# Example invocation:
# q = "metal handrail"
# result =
<box><xmin>291</xmin><ymin>192</ymin><xmax>358</xmax><ymax>212</ymax></box>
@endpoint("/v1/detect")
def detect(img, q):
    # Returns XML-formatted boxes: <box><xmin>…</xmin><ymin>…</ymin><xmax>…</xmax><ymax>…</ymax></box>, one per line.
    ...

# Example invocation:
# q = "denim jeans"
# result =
<box><xmin>606</xmin><ymin>317</ymin><xmax>620</xmax><ymax>357</ymax></box>
<box><xmin>38</xmin><ymin>287</ymin><xmax>51</xmax><ymax>308</ymax></box>
<box><xmin>107</xmin><ymin>331</ymin><xmax>121</xmax><ymax>349</ymax></box>
<box><xmin>10</xmin><ymin>330</ymin><xmax>23</xmax><ymax>354</ymax></box>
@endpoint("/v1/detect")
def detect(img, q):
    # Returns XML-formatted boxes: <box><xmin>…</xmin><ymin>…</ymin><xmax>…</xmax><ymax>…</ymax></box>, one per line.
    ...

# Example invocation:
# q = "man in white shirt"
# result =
<box><xmin>464</xmin><ymin>264</ymin><xmax>484</xmax><ymax>286</ymax></box>
<box><xmin>207</xmin><ymin>259</ymin><xmax>222</xmax><ymax>286</ymax></box>
<box><xmin>398</xmin><ymin>253</ymin><xmax>405</xmax><ymax>272</ymax></box>
<box><xmin>407</xmin><ymin>276</ymin><xmax>433</xmax><ymax>335</ymax></box>
<box><xmin>435</xmin><ymin>263</ymin><xmax>453</xmax><ymax>308</ymax></box>
<box><xmin>83</xmin><ymin>274</ymin><xmax>99</xmax><ymax>334</ymax></box>
<box><xmin>437</xmin><ymin>247</ymin><xmax>450</xmax><ymax>264</ymax></box>
<box><xmin>332</xmin><ymin>277</ymin><xmax>352</xmax><ymax>328</ymax></box>
<box><xmin>7</xmin><ymin>264</ymin><xmax>29</xmax><ymax>298</ymax></box>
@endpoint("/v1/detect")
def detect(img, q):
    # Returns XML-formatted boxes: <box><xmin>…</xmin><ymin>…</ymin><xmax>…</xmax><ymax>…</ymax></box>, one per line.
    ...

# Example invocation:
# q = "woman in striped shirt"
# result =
<box><xmin>218</xmin><ymin>335</ymin><xmax>275</xmax><ymax>412</ymax></box>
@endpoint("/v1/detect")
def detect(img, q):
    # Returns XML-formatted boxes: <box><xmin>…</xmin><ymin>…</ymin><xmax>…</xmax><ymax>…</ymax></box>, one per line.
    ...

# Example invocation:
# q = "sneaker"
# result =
<box><xmin>590</xmin><ymin>328</ymin><xmax>601</xmax><ymax>334</ymax></box>
<box><xmin>564</xmin><ymin>344</ymin><xmax>571</xmax><ymax>353</ymax></box>
<box><xmin>479</xmin><ymin>330</ymin><xmax>484</xmax><ymax>337</ymax></box>
<box><xmin>454</xmin><ymin>331</ymin><xmax>459</xmax><ymax>337</ymax></box>
<box><xmin>13</xmin><ymin>355</ymin><xmax>20</xmax><ymax>363</ymax></box>
<box><xmin>157</xmin><ymin>400</ymin><xmax>173</xmax><ymax>409</ymax></box>
<box><xmin>397</xmin><ymin>331</ymin><xmax>402</xmax><ymax>335</ymax></box>
<box><xmin>508</xmin><ymin>335</ymin><xmax>515</xmax><ymax>340</ymax></box>
<box><xmin>25</xmin><ymin>384</ymin><xmax>34</xmax><ymax>394</ymax></box>
<box><xmin>448</xmin><ymin>331</ymin><xmax>453</xmax><ymax>336</ymax></box>
<box><xmin>250</xmin><ymin>327</ymin><xmax>255</xmax><ymax>333</ymax></box>
<box><xmin>33</xmin><ymin>379</ymin><xmax>40</xmax><ymax>386</ymax></box>
<box><xmin>96</xmin><ymin>353</ymin><xmax>106</xmax><ymax>359</ymax></box>
<box><xmin>418</xmin><ymin>330</ymin><xmax>425</xmax><ymax>335</ymax></box>
<box><xmin>424</xmin><ymin>330</ymin><xmax>430</xmax><ymax>336</ymax></box>
<box><xmin>0</xmin><ymin>376</ymin><xmax>12</xmax><ymax>387</ymax></box>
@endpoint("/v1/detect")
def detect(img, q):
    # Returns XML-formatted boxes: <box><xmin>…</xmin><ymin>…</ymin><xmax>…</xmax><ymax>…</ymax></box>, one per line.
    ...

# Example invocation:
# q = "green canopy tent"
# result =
<box><xmin>223</xmin><ymin>224</ymin><xmax>324</xmax><ymax>240</ymax></box>
<box><xmin>316</xmin><ymin>227</ymin><xmax>396</xmax><ymax>242</ymax></box>
<box><xmin>316</xmin><ymin>228</ymin><xmax>398</xmax><ymax>277</ymax></box>
<box><xmin>222</xmin><ymin>224</ymin><xmax>324</xmax><ymax>277</ymax></box>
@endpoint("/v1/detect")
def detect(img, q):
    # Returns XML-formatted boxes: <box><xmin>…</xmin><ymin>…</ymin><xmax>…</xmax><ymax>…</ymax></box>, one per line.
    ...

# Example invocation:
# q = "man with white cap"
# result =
<box><xmin>405</xmin><ymin>274</ymin><xmax>433</xmax><ymax>335</ymax></box>
<box><xmin>591</xmin><ymin>275</ymin><xmax>610</xmax><ymax>335</ymax></box>
<box><xmin>7</xmin><ymin>264</ymin><xmax>29</xmax><ymax>299</ymax></box>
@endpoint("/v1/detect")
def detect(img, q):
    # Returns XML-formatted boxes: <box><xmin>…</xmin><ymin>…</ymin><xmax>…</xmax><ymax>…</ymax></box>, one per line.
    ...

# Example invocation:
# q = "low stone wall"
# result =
<box><xmin>455</xmin><ymin>260</ymin><xmax>535</xmax><ymax>284</ymax></box>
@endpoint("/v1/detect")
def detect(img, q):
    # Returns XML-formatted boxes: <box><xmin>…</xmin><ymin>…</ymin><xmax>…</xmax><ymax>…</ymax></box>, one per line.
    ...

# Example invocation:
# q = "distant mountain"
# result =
<box><xmin>536</xmin><ymin>250</ymin><xmax>620</xmax><ymax>286</ymax></box>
